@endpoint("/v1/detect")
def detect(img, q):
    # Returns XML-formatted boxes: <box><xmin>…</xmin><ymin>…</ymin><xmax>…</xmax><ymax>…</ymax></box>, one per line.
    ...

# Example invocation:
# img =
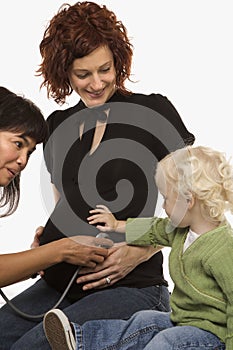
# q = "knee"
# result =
<box><xmin>154</xmin><ymin>329</ymin><xmax>173</xmax><ymax>345</ymax></box>
<box><xmin>130</xmin><ymin>310</ymin><xmax>162</xmax><ymax>326</ymax></box>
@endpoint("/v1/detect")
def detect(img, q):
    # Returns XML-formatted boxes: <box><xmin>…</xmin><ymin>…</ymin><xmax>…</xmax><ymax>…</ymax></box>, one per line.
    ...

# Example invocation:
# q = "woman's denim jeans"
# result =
<box><xmin>0</xmin><ymin>279</ymin><xmax>170</xmax><ymax>349</ymax></box>
<box><xmin>73</xmin><ymin>310</ymin><xmax>225</xmax><ymax>350</ymax></box>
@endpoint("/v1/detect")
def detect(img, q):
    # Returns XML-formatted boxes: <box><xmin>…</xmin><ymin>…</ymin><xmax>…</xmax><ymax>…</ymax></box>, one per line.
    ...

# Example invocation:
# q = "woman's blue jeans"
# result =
<box><xmin>0</xmin><ymin>279</ymin><xmax>170</xmax><ymax>349</ymax></box>
<box><xmin>73</xmin><ymin>310</ymin><xmax>225</xmax><ymax>349</ymax></box>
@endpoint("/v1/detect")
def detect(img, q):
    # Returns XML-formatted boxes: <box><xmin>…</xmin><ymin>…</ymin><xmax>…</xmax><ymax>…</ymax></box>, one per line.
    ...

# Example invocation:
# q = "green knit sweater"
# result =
<box><xmin>126</xmin><ymin>217</ymin><xmax>233</xmax><ymax>349</ymax></box>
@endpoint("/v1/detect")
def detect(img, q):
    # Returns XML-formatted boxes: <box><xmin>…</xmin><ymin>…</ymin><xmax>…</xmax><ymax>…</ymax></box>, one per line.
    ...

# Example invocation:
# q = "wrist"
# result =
<box><xmin>115</xmin><ymin>220</ymin><xmax>126</xmax><ymax>233</ymax></box>
<box><xmin>52</xmin><ymin>238</ymin><xmax>70</xmax><ymax>264</ymax></box>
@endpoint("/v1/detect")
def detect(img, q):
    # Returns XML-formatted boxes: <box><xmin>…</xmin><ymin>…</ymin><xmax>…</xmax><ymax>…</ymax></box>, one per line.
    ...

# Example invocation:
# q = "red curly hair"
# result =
<box><xmin>37</xmin><ymin>1</ymin><xmax>133</xmax><ymax>105</ymax></box>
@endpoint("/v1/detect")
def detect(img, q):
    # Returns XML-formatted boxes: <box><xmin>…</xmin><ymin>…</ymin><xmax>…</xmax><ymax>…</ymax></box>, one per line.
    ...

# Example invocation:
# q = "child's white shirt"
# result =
<box><xmin>183</xmin><ymin>229</ymin><xmax>199</xmax><ymax>252</ymax></box>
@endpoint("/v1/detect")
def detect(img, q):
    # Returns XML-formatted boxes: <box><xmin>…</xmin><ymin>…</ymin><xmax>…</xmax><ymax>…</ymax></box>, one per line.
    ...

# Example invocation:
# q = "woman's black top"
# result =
<box><xmin>40</xmin><ymin>91</ymin><xmax>195</xmax><ymax>301</ymax></box>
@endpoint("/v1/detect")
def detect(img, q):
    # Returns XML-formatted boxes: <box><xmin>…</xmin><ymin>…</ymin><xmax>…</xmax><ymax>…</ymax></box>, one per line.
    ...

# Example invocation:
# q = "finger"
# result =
<box><xmin>31</xmin><ymin>226</ymin><xmax>44</xmax><ymax>248</ymax></box>
<box><xmin>96</xmin><ymin>225</ymin><xmax>111</xmax><ymax>232</ymax></box>
<box><xmin>92</xmin><ymin>253</ymin><xmax>108</xmax><ymax>263</ymax></box>
<box><xmin>35</xmin><ymin>226</ymin><xmax>44</xmax><ymax>235</ymax></box>
<box><xmin>95</xmin><ymin>204</ymin><xmax>111</xmax><ymax>213</ymax></box>
<box><xmin>77</xmin><ymin>269</ymin><xmax>107</xmax><ymax>282</ymax></box>
<box><xmin>30</xmin><ymin>237</ymin><xmax>40</xmax><ymax>249</ymax></box>
<box><xmin>87</xmin><ymin>214</ymin><xmax>103</xmax><ymax>221</ymax></box>
<box><xmin>88</xmin><ymin>219</ymin><xmax>101</xmax><ymax>225</ymax></box>
<box><xmin>89</xmin><ymin>209</ymin><xmax>106</xmax><ymax>215</ymax></box>
<box><xmin>82</xmin><ymin>279</ymin><xmax>111</xmax><ymax>290</ymax></box>
<box><xmin>82</xmin><ymin>274</ymin><xmax>116</xmax><ymax>290</ymax></box>
<box><xmin>84</xmin><ymin>261</ymin><xmax>97</xmax><ymax>268</ymax></box>
<box><xmin>88</xmin><ymin>217</ymin><xmax>108</xmax><ymax>225</ymax></box>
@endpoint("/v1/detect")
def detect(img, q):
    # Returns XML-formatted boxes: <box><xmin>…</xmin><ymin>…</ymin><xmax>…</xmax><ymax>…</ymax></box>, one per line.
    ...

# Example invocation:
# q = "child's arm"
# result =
<box><xmin>88</xmin><ymin>205</ymin><xmax>159</xmax><ymax>245</ymax></box>
<box><xmin>87</xmin><ymin>205</ymin><xmax>126</xmax><ymax>233</ymax></box>
<box><xmin>88</xmin><ymin>205</ymin><xmax>172</xmax><ymax>247</ymax></box>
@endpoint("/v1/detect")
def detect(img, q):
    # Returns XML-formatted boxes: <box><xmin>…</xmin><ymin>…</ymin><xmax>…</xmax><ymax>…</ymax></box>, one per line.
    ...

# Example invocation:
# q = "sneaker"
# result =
<box><xmin>43</xmin><ymin>309</ymin><xmax>76</xmax><ymax>350</ymax></box>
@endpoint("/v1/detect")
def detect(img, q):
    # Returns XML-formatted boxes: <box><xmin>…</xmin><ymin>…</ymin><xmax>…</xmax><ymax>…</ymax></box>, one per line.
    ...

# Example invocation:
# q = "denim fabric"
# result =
<box><xmin>0</xmin><ymin>279</ymin><xmax>170</xmax><ymax>349</ymax></box>
<box><xmin>73</xmin><ymin>310</ymin><xmax>225</xmax><ymax>350</ymax></box>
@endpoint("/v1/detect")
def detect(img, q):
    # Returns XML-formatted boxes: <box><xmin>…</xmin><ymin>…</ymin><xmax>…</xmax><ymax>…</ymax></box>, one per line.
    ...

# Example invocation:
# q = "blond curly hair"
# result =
<box><xmin>156</xmin><ymin>146</ymin><xmax>233</xmax><ymax>223</ymax></box>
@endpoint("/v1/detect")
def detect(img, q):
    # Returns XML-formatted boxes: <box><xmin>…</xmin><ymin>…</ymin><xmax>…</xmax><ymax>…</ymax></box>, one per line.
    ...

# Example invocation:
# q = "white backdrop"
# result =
<box><xmin>0</xmin><ymin>0</ymin><xmax>232</xmax><ymax>300</ymax></box>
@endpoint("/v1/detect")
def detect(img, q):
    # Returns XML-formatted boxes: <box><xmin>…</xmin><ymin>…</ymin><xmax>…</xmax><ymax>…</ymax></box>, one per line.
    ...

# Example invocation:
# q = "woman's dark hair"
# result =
<box><xmin>37</xmin><ymin>1</ymin><xmax>133</xmax><ymax>104</ymax></box>
<box><xmin>0</xmin><ymin>86</ymin><xmax>48</xmax><ymax>217</ymax></box>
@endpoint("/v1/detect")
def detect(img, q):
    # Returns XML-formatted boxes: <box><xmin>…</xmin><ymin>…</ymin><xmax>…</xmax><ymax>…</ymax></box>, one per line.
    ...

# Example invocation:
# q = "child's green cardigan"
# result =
<box><xmin>126</xmin><ymin>217</ymin><xmax>233</xmax><ymax>349</ymax></box>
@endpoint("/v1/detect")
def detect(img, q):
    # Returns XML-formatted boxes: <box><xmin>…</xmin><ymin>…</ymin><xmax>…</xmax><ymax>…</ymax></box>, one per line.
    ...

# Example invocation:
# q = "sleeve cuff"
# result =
<box><xmin>126</xmin><ymin>218</ymin><xmax>154</xmax><ymax>245</ymax></box>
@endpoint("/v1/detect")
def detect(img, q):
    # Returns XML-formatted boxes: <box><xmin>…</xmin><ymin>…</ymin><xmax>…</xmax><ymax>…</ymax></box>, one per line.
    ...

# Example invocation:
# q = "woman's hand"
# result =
<box><xmin>76</xmin><ymin>243</ymin><xmax>162</xmax><ymax>290</ymax></box>
<box><xmin>30</xmin><ymin>227</ymin><xmax>110</xmax><ymax>269</ymax></box>
<box><xmin>60</xmin><ymin>236</ymin><xmax>109</xmax><ymax>267</ymax></box>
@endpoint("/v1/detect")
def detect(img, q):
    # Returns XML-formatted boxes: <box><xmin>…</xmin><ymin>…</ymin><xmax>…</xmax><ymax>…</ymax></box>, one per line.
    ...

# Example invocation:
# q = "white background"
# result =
<box><xmin>0</xmin><ymin>0</ymin><xmax>232</xmax><ymax>302</ymax></box>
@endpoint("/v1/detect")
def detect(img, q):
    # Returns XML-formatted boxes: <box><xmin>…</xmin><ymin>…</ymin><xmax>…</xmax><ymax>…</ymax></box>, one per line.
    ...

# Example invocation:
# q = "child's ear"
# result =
<box><xmin>186</xmin><ymin>192</ymin><xmax>195</xmax><ymax>209</ymax></box>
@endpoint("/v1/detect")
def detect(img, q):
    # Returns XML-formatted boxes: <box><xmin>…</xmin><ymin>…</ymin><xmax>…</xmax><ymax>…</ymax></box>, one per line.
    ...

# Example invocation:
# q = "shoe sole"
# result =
<box><xmin>43</xmin><ymin>309</ymin><xmax>75</xmax><ymax>350</ymax></box>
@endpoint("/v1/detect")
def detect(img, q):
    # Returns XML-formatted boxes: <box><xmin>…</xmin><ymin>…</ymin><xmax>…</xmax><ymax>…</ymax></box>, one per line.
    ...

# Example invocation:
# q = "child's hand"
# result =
<box><xmin>87</xmin><ymin>205</ymin><xmax>118</xmax><ymax>232</ymax></box>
